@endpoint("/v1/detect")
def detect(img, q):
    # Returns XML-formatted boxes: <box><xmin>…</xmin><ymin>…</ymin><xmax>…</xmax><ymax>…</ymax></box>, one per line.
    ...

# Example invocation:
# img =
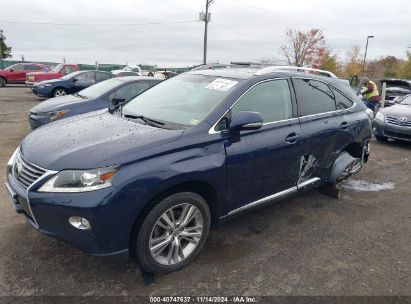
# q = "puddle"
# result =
<box><xmin>341</xmin><ymin>179</ymin><xmax>395</xmax><ymax>192</ymax></box>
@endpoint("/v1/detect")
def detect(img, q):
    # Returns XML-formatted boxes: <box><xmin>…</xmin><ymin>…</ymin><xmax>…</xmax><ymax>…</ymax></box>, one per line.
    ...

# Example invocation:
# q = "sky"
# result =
<box><xmin>0</xmin><ymin>0</ymin><xmax>410</xmax><ymax>67</ymax></box>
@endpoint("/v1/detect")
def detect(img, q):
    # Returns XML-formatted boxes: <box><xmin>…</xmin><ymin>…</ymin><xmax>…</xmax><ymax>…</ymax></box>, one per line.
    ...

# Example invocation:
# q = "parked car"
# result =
<box><xmin>0</xmin><ymin>63</ymin><xmax>51</xmax><ymax>87</ymax></box>
<box><xmin>111</xmin><ymin>65</ymin><xmax>142</xmax><ymax>76</ymax></box>
<box><xmin>25</xmin><ymin>63</ymin><xmax>79</xmax><ymax>87</ymax></box>
<box><xmin>152</xmin><ymin>70</ymin><xmax>178</xmax><ymax>79</ymax></box>
<box><xmin>380</xmin><ymin>79</ymin><xmax>411</xmax><ymax>105</ymax></box>
<box><xmin>5</xmin><ymin>67</ymin><xmax>371</xmax><ymax>274</ymax></box>
<box><xmin>31</xmin><ymin>70</ymin><xmax>114</xmax><ymax>98</ymax></box>
<box><xmin>28</xmin><ymin>76</ymin><xmax>162</xmax><ymax>129</ymax></box>
<box><xmin>373</xmin><ymin>94</ymin><xmax>411</xmax><ymax>142</ymax></box>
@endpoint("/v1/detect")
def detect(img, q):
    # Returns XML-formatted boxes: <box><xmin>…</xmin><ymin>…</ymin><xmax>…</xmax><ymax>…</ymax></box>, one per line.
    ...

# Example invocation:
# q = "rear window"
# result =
<box><xmin>293</xmin><ymin>78</ymin><xmax>336</xmax><ymax>116</ymax></box>
<box><xmin>332</xmin><ymin>88</ymin><xmax>354</xmax><ymax>109</ymax></box>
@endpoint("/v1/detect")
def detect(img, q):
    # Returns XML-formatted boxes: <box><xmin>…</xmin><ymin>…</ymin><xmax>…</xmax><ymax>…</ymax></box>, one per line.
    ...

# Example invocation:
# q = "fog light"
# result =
<box><xmin>69</xmin><ymin>216</ymin><xmax>91</xmax><ymax>230</ymax></box>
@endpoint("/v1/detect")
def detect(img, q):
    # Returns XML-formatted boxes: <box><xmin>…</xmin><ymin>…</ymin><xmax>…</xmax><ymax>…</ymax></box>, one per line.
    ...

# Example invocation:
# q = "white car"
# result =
<box><xmin>111</xmin><ymin>65</ymin><xmax>142</xmax><ymax>76</ymax></box>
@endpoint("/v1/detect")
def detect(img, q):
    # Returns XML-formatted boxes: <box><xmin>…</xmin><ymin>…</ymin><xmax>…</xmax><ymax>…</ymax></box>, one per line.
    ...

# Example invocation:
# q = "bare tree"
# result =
<box><xmin>279</xmin><ymin>28</ymin><xmax>326</xmax><ymax>67</ymax></box>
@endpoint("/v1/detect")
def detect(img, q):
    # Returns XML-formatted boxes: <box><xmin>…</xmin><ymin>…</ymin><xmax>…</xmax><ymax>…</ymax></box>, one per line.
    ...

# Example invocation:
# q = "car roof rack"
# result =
<box><xmin>255</xmin><ymin>66</ymin><xmax>338</xmax><ymax>78</ymax></box>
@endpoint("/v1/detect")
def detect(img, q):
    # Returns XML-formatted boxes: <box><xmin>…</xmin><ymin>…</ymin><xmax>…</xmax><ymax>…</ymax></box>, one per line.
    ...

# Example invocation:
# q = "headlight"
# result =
<box><xmin>38</xmin><ymin>166</ymin><xmax>119</xmax><ymax>193</ymax></box>
<box><xmin>50</xmin><ymin>110</ymin><xmax>69</xmax><ymax>121</ymax></box>
<box><xmin>39</xmin><ymin>83</ymin><xmax>52</xmax><ymax>88</ymax></box>
<box><xmin>7</xmin><ymin>147</ymin><xmax>19</xmax><ymax>173</ymax></box>
<box><xmin>375</xmin><ymin>112</ymin><xmax>385</xmax><ymax>122</ymax></box>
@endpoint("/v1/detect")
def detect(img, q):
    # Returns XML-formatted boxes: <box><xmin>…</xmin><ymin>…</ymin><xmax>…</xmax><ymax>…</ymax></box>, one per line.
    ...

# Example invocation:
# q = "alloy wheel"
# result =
<box><xmin>149</xmin><ymin>203</ymin><xmax>204</xmax><ymax>266</ymax></box>
<box><xmin>54</xmin><ymin>89</ymin><xmax>66</xmax><ymax>97</ymax></box>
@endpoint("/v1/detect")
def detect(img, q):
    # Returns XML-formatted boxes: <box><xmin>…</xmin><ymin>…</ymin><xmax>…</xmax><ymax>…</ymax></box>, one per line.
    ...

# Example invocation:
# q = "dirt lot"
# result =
<box><xmin>0</xmin><ymin>86</ymin><xmax>410</xmax><ymax>296</ymax></box>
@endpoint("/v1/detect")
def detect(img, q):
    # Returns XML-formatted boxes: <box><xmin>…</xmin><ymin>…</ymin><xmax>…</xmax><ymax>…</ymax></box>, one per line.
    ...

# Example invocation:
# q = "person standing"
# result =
<box><xmin>361</xmin><ymin>77</ymin><xmax>381</xmax><ymax>111</ymax></box>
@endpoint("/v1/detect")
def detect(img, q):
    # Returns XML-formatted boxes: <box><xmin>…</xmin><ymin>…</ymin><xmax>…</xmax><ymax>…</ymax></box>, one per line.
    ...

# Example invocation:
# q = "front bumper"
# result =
<box><xmin>374</xmin><ymin>119</ymin><xmax>411</xmax><ymax>141</ymax></box>
<box><xmin>5</xmin><ymin>166</ymin><xmax>132</xmax><ymax>260</ymax></box>
<box><xmin>31</xmin><ymin>86</ymin><xmax>52</xmax><ymax>98</ymax></box>
<box><xmin>27</xmin><ymin>113</ymin><xmax>51</xmax><ymax>130</ymax></box>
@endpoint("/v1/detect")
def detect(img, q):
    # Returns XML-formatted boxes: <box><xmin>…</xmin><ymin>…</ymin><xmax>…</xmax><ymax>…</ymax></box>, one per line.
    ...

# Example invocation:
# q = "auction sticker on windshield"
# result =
<box><xmin>206</xmin><ymin>78</ymin><xmax>238</xmax><ymax>92</ymax></box>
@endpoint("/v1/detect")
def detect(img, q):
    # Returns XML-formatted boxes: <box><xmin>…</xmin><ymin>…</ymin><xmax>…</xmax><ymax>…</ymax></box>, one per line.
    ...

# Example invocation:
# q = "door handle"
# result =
<box><xmin>285</xmin><ymin>132</ymin><xmax>301</xmax><ymax>144</ymax></box>
<box><xmin>340</xmin><ymin>122</ymin><xmax>348</xmax><ymax>129</ymax></box>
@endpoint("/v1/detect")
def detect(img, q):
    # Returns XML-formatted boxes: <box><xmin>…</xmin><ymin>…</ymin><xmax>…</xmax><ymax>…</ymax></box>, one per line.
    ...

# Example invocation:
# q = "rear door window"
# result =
<box><xmin>332</xmin><ymin>88</ymin><xmax>354</xmax><ymax>109</ymax></box>
<box><xmin>96</xmin><ymin>72</ymin><xmax>112</xmax><ymax>82</ymax></box>
<box><xmin>109</xmin><ymin>82</ymin><xmax>151</xmax><ymax>102</ymax></box>
<box><xmin>292</xmin><ymin>78</ymin><xmax>336</xmax><ymax>116</ymax></box>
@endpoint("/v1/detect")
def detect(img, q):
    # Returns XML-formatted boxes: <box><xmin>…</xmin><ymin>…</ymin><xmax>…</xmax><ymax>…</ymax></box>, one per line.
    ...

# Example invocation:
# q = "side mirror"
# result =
<box><xmin>112</xmin><ymin>97</ymin><xmax>126</xmax><ymax>106</ymax></box>
<box><xmin>73</xmin><ymin>78</ymin><xmax>78</xmax><ymax>83</ymax></box>
<box><xmin>229</xmin><ymin>111</ymin><xmax>263</xmax><ymax>131</ymax></box>
<box><xmin>9</xmin><ymin>69</ymin><xmax>14</xmax><ymax>72</ymax></box>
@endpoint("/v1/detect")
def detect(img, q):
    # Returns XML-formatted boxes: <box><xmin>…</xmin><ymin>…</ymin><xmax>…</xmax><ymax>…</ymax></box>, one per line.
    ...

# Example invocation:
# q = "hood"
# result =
<box><xmin>30</xmin><ymin>95</ymin><xmax>87</xmax><ymax>113</ymax></box>
<box><xmin>20</xmin><ymin>111</ymin><xmax>184</xmax><ymax>170</ymax></box>
<box><xmin>380</xmin><ymin>104</ymin><xmax>411</xmax><ymax>118</ymax></box>
<box><xmin>34</xmin><ymin>78</ymin><xmax>64</xmax><ymax>86</ymax></box>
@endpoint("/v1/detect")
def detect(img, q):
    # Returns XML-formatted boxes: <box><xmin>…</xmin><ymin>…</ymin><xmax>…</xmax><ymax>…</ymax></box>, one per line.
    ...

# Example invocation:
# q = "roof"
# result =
<box><xmin>188</xmin><ymin>67</ymin><xmax>343</xmax><ymax>83</ymax></box>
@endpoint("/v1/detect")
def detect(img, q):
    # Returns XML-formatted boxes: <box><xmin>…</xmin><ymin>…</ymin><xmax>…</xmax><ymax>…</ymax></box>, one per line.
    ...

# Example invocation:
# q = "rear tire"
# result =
<box><xmin>135</xmin><ymin>192</ymin><xmax>211</xmax><ymax>274</ymax></box>
<box><xmin>375</xmin><ymin>135</ymin><xmax>388</xmax><ymax>142</ymax></box>
<box><xmin>52</xmin><ymin>88</ymin><xmax>67</xmax><ymax>97</ymax></box>
<box><xmin>0</xmin><ymin>77</ymin><xmax>6</xmax><ymax>87</ymax></box>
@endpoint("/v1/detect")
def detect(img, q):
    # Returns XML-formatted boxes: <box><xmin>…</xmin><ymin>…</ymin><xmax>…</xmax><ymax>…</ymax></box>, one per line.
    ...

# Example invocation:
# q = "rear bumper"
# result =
<box><xmin>374</xmin><ymin>119</ymin><xmax>411</xmax><ymax>141</ymax></box>
<box><xmin>25</xmin><ymin>81</ymin><xmax>36</xmax><ymax>87</ymax></box>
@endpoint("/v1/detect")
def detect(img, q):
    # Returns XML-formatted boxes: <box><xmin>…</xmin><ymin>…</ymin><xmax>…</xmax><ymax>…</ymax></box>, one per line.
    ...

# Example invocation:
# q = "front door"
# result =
<box><xmin>224</xmin><ymin>79</ymin><xmax>304</xmax><ymax>214</ymax></box>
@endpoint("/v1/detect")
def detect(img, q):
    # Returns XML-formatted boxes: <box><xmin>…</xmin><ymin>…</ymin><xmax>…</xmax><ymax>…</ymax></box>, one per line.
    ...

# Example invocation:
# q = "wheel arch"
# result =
<box><xmin>129</xmin><ymin>180</ymin><xmax>219</xmax><ymax>257</ymax></box>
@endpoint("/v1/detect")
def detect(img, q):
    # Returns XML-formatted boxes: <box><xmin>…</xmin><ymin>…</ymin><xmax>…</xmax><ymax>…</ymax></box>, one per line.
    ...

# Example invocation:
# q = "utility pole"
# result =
<box><xmin>0</xmin><ymin>30</ymin><xmax>4</xmax><ymax>69</ymax></box>
<box><xmin>200</xmin><ymin>0</ymin><xmax>213</xmax><ymax>64</ymax></box>
<box><xmin>362</xmin><ymin>35</ymin><xmax>374</xmax><ymax>75</ymax></box>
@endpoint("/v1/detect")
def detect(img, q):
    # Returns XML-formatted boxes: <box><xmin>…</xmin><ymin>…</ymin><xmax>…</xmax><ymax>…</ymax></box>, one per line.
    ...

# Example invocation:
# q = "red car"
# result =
<box><xmin>0</xmin><ymin>63</ymin><xmax>51</xmax><ymax>87</ymax></box>
<box><xmin>25</xmin><ymin>63</ymin><xmax>80</xmax><ymax>87</ymax></box>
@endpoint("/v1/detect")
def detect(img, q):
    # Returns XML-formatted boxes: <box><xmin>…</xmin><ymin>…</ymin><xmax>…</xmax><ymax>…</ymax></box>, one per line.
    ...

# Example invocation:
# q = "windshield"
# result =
<box><xmin>78</xmin><ymin>78</ymin><xmax>124</xmax><ymax>99</ymax></box>
<box><xmin>122</xmin><ymin>74</ymin><xmax>241</xmax><ymax>127</ymax></box>
<box><xmin>51</xmin><ymin>64</ymin><xmax>63</xmax><ymax>73</ymax></box>
<box><xmin>122</xmin><ymin>66</ymin><xmax>133</xmax><ymax>71</ymax></box>
<box><xmin>400</xmin><ymin>95</ymin><xmax>411</xmax><ymax>105</ymax></box>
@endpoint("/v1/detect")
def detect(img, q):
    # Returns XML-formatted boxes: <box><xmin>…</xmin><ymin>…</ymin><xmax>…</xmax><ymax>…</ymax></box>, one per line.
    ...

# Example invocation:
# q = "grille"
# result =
<box><xmin>386</xmin><ymin>116</ymin><xmax>411</xmax><ymax>127</ymax></box>
<box><xmin>13</xmin><ymin>151</ymin><xmax>46</xmax><ymax>190</ymax></box>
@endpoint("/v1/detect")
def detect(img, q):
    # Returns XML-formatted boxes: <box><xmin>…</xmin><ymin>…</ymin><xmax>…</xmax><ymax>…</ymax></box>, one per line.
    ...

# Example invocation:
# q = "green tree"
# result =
<box><xmin>397</xmin><ymin>52</ymin><xmax>411</xmax><ymax>79</ymax></box>
<box><xmin>0</xmin><ymin>30</ymin><xmax>12</xmax><ymax>60</ymax></box>
<box><xmin>318</xmin><ymin>48</ymin><xmax>342</xmax><ymax>77</ymax></box>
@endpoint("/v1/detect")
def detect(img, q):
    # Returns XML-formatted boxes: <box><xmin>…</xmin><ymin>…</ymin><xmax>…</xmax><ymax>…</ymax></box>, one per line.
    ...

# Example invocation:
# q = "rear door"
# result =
<box><xmin>224</xmin><ymin>79</ymin><xmax>304</xmax><ymax>214</ymax></box>
<box><xmin>292</xmin><ymin>78</ymin><xmax>352</xmax><ymax>181</ymax></box>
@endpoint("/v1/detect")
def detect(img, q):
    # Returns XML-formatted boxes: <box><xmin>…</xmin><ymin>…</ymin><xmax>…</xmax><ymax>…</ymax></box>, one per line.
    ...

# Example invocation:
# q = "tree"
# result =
<box><xmin>343</xmin><ymin>44</ymin><xmax>363</xmax><ymax>78</ymax></box>
<box><xmin>397</xmin><ymin>52</ymin><xmax>411</xmax><ymax>79</ymax></box>
<box><xmin>318</xmin><ymin>48</ymin><xmax>342</xmax><ymax>76</ymax></box>
<box><xmin>0</xmin><ymin>30</ymin><xmax>12</xmax><ymax>59</ymax></box>
<box><xmin>279</xmin><ymin>28</ymin><xmax>326</xmax><ymax>67</ymax></box>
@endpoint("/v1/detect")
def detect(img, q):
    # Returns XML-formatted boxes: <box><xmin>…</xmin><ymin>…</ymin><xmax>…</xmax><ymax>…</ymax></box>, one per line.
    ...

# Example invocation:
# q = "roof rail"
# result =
<box><xmin>255</xmin><ymin>66</ymin><xmax>338</xmax><ymax>78</ymax></box>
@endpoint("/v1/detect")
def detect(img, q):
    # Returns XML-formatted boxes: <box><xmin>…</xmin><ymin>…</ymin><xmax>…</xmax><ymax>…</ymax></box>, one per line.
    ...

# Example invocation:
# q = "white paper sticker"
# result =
<box><xmin>205</xmin><ymin>78</ymin><xmax>238</xmax><ymax>92</ymax></box>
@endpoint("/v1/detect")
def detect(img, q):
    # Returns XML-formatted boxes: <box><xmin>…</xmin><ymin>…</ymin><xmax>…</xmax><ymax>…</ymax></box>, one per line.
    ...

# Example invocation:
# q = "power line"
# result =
<box><xmin>0</xmin><ymin>19</ymin><xmax>199</xmax><ymax>26</ymax></box>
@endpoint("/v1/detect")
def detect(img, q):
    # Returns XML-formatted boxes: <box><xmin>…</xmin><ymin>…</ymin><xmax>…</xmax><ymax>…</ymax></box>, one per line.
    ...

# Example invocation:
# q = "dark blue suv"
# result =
<box><xmin>5</xmin><ymin>67</ymin><xmax>371</xmax><ymax>274</ymax></box>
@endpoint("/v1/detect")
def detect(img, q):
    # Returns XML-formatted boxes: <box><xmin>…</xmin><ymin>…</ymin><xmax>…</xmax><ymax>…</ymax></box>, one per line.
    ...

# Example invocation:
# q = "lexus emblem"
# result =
<box><xmin>399</xmin><ymin>117</ymin><xmax>408</xmax><ymax>123</ymax></box>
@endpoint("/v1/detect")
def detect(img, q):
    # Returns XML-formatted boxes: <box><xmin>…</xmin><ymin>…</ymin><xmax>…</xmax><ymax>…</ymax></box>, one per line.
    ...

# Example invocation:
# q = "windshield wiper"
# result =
<box><xmin>124</xmin><ymin>114</ymin><xmax>166</xmax><ymax>128</ymax></box>
<box><xmin>74</xmin><ymin>93</ymin><xmax>87</xmax><ymax>99</ymax></box>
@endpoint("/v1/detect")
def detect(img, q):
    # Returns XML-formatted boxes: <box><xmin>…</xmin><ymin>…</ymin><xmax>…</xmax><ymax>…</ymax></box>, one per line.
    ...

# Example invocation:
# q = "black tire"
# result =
<box><xmin>0</xmin><ymin>77</ymin><xmax>6</xmax><ymax>87</ymax></box>
<box><xmin>135</xmin><ymin>192</ymin><xmax>211</xmax><ymax>274</ymax></box>
<box><xmin>52</xmin><ymin>88</ymin><xmax>67</xmax><ymax>97</ymax></box>
<box><xmin>375</xmin><ymin>135</ymin><xmax>388</xmax><ymax>142</ymax></box>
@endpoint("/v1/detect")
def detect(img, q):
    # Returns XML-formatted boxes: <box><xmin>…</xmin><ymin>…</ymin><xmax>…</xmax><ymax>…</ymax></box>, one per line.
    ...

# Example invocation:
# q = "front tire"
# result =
<box><xmin>52</xmin><ymin>88</ymin><xmax>67</xmax><ymax>97</ymax></box>
<box><xmin>136</xmin><ymin>192</ymin><xmax>211</xmax><ymax>274</ymax></box>
<box><xmin>0</xmin><ymin>77</ymin><xmax>6</xmax><ymax>87</ymax></box>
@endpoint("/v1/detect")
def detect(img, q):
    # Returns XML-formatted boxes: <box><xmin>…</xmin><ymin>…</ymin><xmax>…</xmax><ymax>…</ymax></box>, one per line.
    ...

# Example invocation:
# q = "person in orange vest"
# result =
<box><xmin>361</xmin><ymin>77</ymin><xmax>381</xmax><ymax>111</ymax></box>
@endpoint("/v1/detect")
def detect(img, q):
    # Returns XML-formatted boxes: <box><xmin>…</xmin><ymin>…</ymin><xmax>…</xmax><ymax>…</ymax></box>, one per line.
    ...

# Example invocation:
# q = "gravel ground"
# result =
<box><xmin>0</xmin><ymin>86</ymin><xmax>410</xmax><ymax>296</ymax></box>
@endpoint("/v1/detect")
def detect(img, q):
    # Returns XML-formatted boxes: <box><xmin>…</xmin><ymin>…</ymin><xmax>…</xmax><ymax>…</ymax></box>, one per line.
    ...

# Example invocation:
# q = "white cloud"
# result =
<box><xmin>0</xmin><ymin>0</ymin><xmax>410</xmax><ymax>66</ymax></box>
